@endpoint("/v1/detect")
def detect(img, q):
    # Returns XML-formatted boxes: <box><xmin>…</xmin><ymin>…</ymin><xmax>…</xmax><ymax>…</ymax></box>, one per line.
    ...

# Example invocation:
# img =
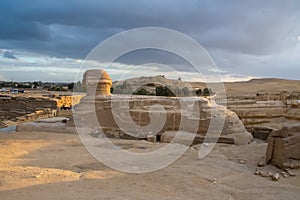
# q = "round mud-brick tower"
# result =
<box><xmin>82</xmin><ymin>69</ymin><xmax>112</xmax><ymax>96</ymax></box>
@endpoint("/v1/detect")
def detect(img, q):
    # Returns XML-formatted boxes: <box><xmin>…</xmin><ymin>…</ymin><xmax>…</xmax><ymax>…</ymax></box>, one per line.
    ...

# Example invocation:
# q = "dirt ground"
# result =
<box><xmin>0</xmin><ymin>132</ymin><xmax>299</xmax><ymax>200</ymax></box>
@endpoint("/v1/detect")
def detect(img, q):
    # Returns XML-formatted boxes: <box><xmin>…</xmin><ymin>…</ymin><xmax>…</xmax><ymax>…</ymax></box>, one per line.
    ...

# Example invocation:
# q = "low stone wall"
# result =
<box><xmin>0</xmin><ymin>95</ymin><xmax>58</xmax><ymax>127</ymax></box>
<box><xmin>0</xmin><ymin>109</ymin><xmax>57</xmax><ymax>128</ymax></box>
<box><xmin>16</xmin><ymin>109</ymin><xmax>57</xmax><ymax>122</ymax></box>
<box><xmin>0</xmin><ymin>96</ymin><xmax>57</xmax><ymax>112</ymax></box>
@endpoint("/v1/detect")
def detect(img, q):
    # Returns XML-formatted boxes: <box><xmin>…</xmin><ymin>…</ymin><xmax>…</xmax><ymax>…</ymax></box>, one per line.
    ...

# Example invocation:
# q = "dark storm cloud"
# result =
<box><xmin>3</xmin><ymin>51</ymin><xmax>17</xmax><ymax>59</ymax></box>
<box><xmin>1</xmin><ymin>0</ymin><xmax>300</xmax><ymax>59</ymax></box>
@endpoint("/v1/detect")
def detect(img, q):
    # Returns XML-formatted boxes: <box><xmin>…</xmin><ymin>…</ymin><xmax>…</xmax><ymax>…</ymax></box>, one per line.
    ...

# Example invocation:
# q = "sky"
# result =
<box><xmin>0</xmin><ymin>0</ymin><xmax>300</xmax><ymax>82</ymax></box>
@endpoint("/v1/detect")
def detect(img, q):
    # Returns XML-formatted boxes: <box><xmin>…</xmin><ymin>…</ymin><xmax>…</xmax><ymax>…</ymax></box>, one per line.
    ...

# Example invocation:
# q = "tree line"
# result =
<box><xmin>113</xmin><ymin>85</ymin><xmax>215</xmax><ymax>97</ymax></box>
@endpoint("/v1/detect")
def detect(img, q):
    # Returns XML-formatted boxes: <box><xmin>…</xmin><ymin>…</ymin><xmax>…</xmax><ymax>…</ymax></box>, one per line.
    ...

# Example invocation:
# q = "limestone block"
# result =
<box><xmin>266</xmin><ymin>125</ymin><xmax>300</xmax><ymax>169</ymax></box>
<box><xmin>160</xmin><ymin>131</ymin><xmax>196</xmax><ymax>146</ymax></box>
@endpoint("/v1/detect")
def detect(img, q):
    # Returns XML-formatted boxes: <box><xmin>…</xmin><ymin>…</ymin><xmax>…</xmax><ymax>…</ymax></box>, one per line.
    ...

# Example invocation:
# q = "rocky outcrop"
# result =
<box><xmin>266</xmin><ymin>125</ymin><xmax>300</xmax><ymax>169</ymax></box>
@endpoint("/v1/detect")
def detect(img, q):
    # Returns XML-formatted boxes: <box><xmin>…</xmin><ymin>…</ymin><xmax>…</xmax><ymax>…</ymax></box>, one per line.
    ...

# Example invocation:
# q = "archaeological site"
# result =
<box><xmin>0</xmin><ymin>69</ymin><xmax>299</xmax><ymax>199</ymax></box>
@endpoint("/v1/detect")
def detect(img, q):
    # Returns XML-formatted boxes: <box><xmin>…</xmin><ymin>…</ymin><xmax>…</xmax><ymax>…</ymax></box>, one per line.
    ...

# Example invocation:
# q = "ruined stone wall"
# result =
<box><xmin>226</xmin><ymin>99</ymin><xmax>300</xmax><ymax>139</ymax></box>
<box><xmin>0</xmin><ymin>96</ymin><xmax>57</xmax><ymax>112</ymax></box>
<box><xmin>0</xmin><ymin>95</ymin><xmax>58</xmax><ymax>127</ymax></box>
<box><xmin>75</xmin><ymin>95</ymin><xmax>253</xmax><ymax>145</ymax></box>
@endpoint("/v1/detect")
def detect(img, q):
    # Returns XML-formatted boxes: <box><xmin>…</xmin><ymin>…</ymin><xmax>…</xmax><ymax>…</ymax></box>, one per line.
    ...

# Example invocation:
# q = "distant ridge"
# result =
<box><xmin>112</xmin><ymin>75</ymin><xmax>300</xmax><ymax>96</ymax></box>
<box><xmin>246</xmin><ymin>78</ymin><xmax>300</xmax><ymax>83</ymax></box>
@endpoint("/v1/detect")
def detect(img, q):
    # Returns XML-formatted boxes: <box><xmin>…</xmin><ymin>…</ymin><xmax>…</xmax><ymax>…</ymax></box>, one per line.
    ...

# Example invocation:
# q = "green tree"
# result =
<box><xmin>133</xmin><ymin>88</ymin><xmax>149</xmax><ymax>95</ymax></box>
<box><xmin>48</xmin><ymin>85</ymin><xmax>62</xmax><ymax>91</ymax></box>
<box><xmin>195</xmin><ymin>88</ymin><xmax>202</xmax><ymax>96</ymax></box>
<box><xmin>203</xmin><ymin>88</ymin><xmax>214</xmax><ymax>96</ymax></box>
<box><xmin>182</xmin><ymin>87</ymin><xmax>190</xmax><ymax>96</ymax></box>
<box><xmin>155</xmin><ymin>86</ymin><xmax>164</xmax><ymax>96</ymax></box>
<box><xmin>68</xmin><ymin>83</ymin><xmax>74</xmax><ymax>90</ymax></box>
<box><xmin>155</xmin><ymin>86</ymin><xmax>175</xmax><ymax>97</ymax></box>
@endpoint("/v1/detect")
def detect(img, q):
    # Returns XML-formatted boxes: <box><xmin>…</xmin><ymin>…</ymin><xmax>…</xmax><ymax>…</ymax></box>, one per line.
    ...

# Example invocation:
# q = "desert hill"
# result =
<box><xmin>223</xmin><ymin>78</ymin><xmax>300</xmax><ymax>96</ymax></box>
<box><xmin>113</xmin><ymin>76</ymin><xmax>300</xmax><ymax>96</ymax></box>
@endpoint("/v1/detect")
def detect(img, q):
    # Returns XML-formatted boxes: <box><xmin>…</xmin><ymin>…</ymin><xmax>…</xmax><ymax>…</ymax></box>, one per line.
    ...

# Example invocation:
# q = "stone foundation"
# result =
<box><xmin>0</xmin><ymin>95</ymin><xmax>58</xmax><ymax>127</ymax></box>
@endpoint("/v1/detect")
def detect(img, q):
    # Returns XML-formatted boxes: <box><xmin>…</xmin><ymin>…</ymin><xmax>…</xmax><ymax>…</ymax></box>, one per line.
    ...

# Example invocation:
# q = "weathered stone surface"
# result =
<box><xmin>259</xmin><ymin>170</ymin><xmax>273</xmax><ymax>177</ymax></box>
<box><xmin>272</xmin><ymin>173</ymin><xmax>280</xmax><ymax>181</ymax></box>
<box><xmin>160</xmin><ymin>131</ymin><xmax>196</xmax><ymax>146</ymax></box>
<box><xmin>257</xmin><ymin>159</ymin><xmax>266</xmax><ymax>167</ymax></box>
<box><xmin>282</xmin><ymin>171</ymin><xmax>289</xmax><ymax>178</ymax></box>
<box><xmin>82</xmin><ymin>69</ymin><xmax>112</xmax><ymax>96</ymax></box>
<box><xmin>266</xmin><ymin>125</ymin><xmax>300</xmax><ymax>169</ymax></box>
<box><xmin>0</xmin><ymin>96</ymin><xmax>57</xmax><ymax>112</ymax></box>
<box><xmin>160</xmin><ymin>130</ymin><xmax>237</xmax><ymax>145</ymax></box>
<box><xmin>75</xmin><ymin>95</ymin><xmax>253</xmax><ymax>145</ymax></box>
<box><xmin>71</xmin><ymin>69</ymin><xmax>253</xmax><ymax>145</ymax></box>
<box><xmin>146</xmin><ymin>135</ymin><xmax>157</xmax><ymax>142</ymax></box>
<box><xmin>247</xmin><ymin>127</ymin><xmax>273</xmax><ymax>140</ymax></box>
<box><xmin>227</xmin><ymin>98</ymin><xmax>300</xmax><ymax>140</ymax></box>
<box><xmin>0</xmin><ymin>95</ymin><xmax>61</xmax><ymax>127</ymax></box>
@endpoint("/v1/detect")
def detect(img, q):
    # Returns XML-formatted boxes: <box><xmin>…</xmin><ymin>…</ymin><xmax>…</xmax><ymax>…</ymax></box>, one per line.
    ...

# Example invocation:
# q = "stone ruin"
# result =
<box><xmin>73</xmin><ymin>69</ymin><xmax>253</xmax><ymax>145</ymax></box>
<box><xmin>266</xmin><ymin>125</ymin><xmax>300</xmax><ymax>169</ymax></box>
<box><xmin>12</xmin><ymin>69</ymin><xmax>300</xmax><ymax>171</ymax></box>
<box><xmin>0</xmin><ymin>95</ymin><xmax>58</xmax><ymax>127</ymax></box>
<box><xmin>82</xmin><ymin>69</ymin><xmax>112</xmax><ymax>96</ymax></box>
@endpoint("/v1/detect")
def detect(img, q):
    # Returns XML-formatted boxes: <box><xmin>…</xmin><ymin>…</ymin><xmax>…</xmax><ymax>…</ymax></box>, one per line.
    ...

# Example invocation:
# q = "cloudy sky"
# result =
<box><xmin>0</xmin><ymin>0</ymin><xmax>299</xmax><ymax>82</ymax></box>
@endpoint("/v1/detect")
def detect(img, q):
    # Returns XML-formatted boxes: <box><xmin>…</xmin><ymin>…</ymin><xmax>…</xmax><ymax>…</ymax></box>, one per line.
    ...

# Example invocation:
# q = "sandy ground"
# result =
<box><xmin>0</xmin><ymin>132</ymin><xmax>299</xmax><ymax>200</ymax></box>
<box><xmin>223</xmin><ymin>78</ymin><xmax>300</xmax><ymax>96</ymax></box>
